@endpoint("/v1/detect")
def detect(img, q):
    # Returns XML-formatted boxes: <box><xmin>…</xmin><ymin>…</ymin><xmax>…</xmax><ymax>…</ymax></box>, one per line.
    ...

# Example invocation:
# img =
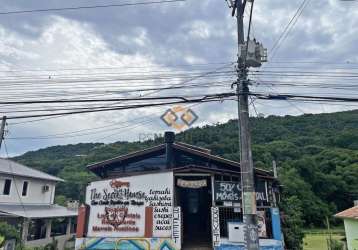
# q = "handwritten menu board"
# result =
<box><xmin>214</xmin><ymin>181</ymin><xmax>242</xmax><ymax>202</ymax></box>
<box><xmin>86</xmin><ymin>172</ymin><xmax>173</xmax><ymax>238</ymax></box>
<box><xmin>214</xmin><ymin>180</ymin><xmax>269</xmax><ymax>203</ymax></box>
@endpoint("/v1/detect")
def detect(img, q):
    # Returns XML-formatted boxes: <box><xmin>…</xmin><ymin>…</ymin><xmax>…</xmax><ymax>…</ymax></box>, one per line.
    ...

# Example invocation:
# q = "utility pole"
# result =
<box><xmin>0</xmin><ymin>116</ymin><xmax>6</xmax><ymax>150</ymax></box>
<box><xmin>273</xmin><ymin>159</ymin><xmax>278</xmax><ymax>178</ymax></box>
<box><xmin>236</xmin><ymin>2</ymin><xmax>259</xmax><ymax>249</ymax></box>
<box><xmin>228</xmin><ymin>0</ymin><xmax>266</xmax><ymax>249</ymax></box>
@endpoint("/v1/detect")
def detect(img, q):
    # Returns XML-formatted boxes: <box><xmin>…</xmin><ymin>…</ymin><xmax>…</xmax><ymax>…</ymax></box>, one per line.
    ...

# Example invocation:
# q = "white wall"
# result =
<box><xmin>344</xmin><ymin>218</ymin><xmax>358</xmax><ymax>250</ymax></box>
<box><xmin>0</xmin><ymin>174</ymin><xmax>56</xmax><ymax>205</ymax></box>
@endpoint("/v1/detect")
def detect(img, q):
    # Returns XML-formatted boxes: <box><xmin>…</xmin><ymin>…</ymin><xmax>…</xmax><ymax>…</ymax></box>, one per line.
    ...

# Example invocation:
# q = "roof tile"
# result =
<box><xmin>335</xmin><ymin>206</ymin><xmax>358</xmax><ymax>220</ymax></box>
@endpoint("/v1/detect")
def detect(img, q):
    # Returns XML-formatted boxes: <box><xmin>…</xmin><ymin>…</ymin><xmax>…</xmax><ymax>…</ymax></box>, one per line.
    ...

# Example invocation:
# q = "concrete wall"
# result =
<box><xmin>0</xmin><ymin>174</ymin><xmax>56</xmax><ymax>205</ymax></box>
<box><xmin>344</xmin><ymin>218</ymin><xmax>358</xmax><ymax>250</ymax></box>
<box><xmin>26</xmin><ymin>234</ymin><xmax>75</xmax><ymax>250</ymax></box>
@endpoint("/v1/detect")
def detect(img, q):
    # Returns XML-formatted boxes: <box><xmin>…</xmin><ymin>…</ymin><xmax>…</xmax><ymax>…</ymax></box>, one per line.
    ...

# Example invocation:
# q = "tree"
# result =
<box><xmin>280</xmin><ymin>196</ymin><xmax>305</xmax><ymax>250</ymax></box>
<box><xmin>55</xmin><ymin>195</ymin><xmax>67</xmax><ymax>206</ymax></box>
<box><xmin>13</xmin><ymin>109</ymin><xmax>358</xmax><ymax>229</ymax></box>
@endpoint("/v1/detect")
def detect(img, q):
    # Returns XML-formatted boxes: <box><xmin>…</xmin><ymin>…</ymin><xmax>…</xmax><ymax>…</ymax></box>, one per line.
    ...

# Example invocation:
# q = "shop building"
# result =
<box><xmin>76</xmin><ymin>132</ymin><xmax>283</xmax><ymax>250</ymax></box>
<box><xmin>0</xmin><ymin>158</ymin><xmax>77</xmax><ymax>249</ymax></box>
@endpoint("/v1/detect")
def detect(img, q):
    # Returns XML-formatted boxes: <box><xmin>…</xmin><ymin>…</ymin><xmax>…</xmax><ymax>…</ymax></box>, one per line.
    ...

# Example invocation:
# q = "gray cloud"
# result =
<box><xmin>0</xmin><ymin>0</ymin><xmax>357</xmax><ymax>155</ymax></box>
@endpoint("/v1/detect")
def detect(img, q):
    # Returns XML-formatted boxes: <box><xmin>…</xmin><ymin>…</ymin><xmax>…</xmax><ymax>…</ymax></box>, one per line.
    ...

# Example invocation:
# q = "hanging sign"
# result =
<box><xmin>177</xmin><ymin>179</ymin><xmax>207</xmax><ymax>189</ymax></box>
<box><xmin>86</xmin><ymin>172</ymin><xmax>173</xmax><ymax>238</ymax></box>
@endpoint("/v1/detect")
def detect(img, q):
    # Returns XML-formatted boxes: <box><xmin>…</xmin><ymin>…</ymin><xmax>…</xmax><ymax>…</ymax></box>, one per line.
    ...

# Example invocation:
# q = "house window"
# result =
<box><xmin>3</xmin><ymin>179</ymin><xmax>11</xmax><ymax>195</ymax></box>
<box><xmin>22</xmin><ymin>181</ymin><xmax>29</xmax><ymax>196</ymax></box>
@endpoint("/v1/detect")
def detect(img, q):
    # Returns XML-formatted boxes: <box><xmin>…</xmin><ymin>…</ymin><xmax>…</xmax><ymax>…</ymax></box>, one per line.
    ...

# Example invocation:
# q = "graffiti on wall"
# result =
<box><xmin>76</xmin><ymin>237</ymin><xmax>179</xmax><ymax>250</ymax></box>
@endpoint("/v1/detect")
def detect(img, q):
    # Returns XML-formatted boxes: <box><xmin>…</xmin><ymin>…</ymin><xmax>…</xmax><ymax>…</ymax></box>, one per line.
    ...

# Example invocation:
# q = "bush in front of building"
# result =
<box><xmin>22</xmin><ymin>237</ymin><xmax>58</xmax><ymax>250</ymax></box>
<box><xmin>0</xmin><ymin>222</ymin><xmax>20</xmax><ymax>242</ymax></box>
<box><xmin>0</xmin><ymin>221</ymin><xmax>23</xmax><ymax>250</ymax></box>
<box><xmin>328</xmin><ymin>239</ymin><xmax>344</xmax><ymax>250</ymax></box>
<box><xmin>280</xmin><ymin>196</ymin><xmax>305</xmax><ymax>250</ymax></box>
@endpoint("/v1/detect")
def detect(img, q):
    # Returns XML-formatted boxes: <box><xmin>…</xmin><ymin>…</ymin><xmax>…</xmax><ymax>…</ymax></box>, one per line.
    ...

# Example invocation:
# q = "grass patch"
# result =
<box><xmin>303</xmin><ymin>233</ymin><xmax>345</xmax><ymax>250</ymax></box>
<box><xmin>303</xmin><ymin>227</ymin><xmax>345</xmax><ymax>235</ymax></box>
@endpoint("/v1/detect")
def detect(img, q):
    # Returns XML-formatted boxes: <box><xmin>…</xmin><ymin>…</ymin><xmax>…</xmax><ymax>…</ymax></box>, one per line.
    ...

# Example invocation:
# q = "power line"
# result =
<box><xmin>256</xmin><ymin>81</ymin><xmax>358</xmax><ymax>91</ymax></box>
<box><xmin>252</xmin><ymin>70</ymin><xmax>358</xmax><ymax>75</ymax></box>
<box><xmin>250</xmin><ymin>92</ymin><xmax>358</xmax><ymax>103</ymax></box>
<box><xmin>266</xmin><ymin>61</ymin><xmax>358</xmax><ymax>65</ymax></box>
<box><xmin>8</xmin><ymin>114</ymin><xmax>155</xmax><ymax>140</ymax></box>
<box><xmin>255</xmin><ymin>98</ymin><xmax>358</xmax><ymax>109</ymax></box>
<box><xmin>249</xmin><ymin>96</ymin><xmax>259</xmax><ymax>117</ymax></box>
<box><xmin>0</xmin><ymin>81</ymin><xmax>232</xmax><ymax>101</ymax></box>
<box><xmin>142</xmin><ymin>63</ymin><xmax>235</xmax><ymax>97</ymax></box>
<box><xmin>0</xmin><ymin>93</ymin><xmax>236</xmax><ymax>120</ymax></box>
<box><xmin>0</xmin><ymin>0</ymin><xmax>185</xmax><ymax>15</ymax></box>
<box><xmin>1</xmin><ymin>82</ymin><xmax>232</xmax><ymax>116</ymax></box>
<box><xmin>250</xmin><ymin>73</ymin><xmax>307</xmax><ymax>115</ymax></box>
<box><xmin>0</xmin><ymin>71</ymin><xmax>233</xmax><ymax>87</ymax></box>
<box><xmin>0</xmin><ymin>61</ymin><xmax>233</xmax><ymax>73</ymax></box>
<box><xmin>93</xmin><ymin>102</ymin><xmax>205</xmax><ymax>141</ymax></box>
<box><xmin>15</xmin><ymin>102</ymin><xmax>213</xmax><ymax>141</ymax></box>
<box><xmin>2</xmin><ymin>63</ymin><xmax>235</xmax><ymax>124</ymax></box>
<box><xmin>9</xmin><ymin>115</ymin><xmax>69</xmax><ymax>126</ymax></box>
<box><xmin>4</xmin><ymin>101</ymin><xmax>219</xmax><ymax>141</ymax></box>
<box><xmin>242</xmin><ymin>0</ymin><xmax>255</xmax><ymax>68</ymax></box>
<box><xmin>0</xmin><ymin>92</ymin><xmax>233</xmax><ymax>105</ymax></box>
<box><xmin>269</xmin><ymin>0</ymin><xmax>311</xmax><ymax>60</ymax></box>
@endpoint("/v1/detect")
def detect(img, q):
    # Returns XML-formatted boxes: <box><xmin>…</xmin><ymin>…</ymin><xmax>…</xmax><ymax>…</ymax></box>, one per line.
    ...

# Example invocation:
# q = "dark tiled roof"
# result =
<box><xmin>87</xmin><ymin>142</ymin><xmax>273</xmax><ymax>178</ymax></box>
<box><xmin>87</xmin><ymin>144</ymin><xmax>165</xmax><ymax>170</ymax></box>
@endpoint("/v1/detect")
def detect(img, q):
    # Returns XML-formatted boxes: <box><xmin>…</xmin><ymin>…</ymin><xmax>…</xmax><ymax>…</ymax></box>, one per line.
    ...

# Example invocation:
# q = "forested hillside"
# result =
<box><xmin>14</xmin><ymin>110</ymin><xmax>358</xmax><ymax>229</ymax></box>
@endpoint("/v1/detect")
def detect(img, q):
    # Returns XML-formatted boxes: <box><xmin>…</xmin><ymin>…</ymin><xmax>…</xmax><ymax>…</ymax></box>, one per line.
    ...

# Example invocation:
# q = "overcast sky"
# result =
<box><xmin>0</xmin><ymin>0</ymin><xmax>358</xmax><ymax>156</ymax></box>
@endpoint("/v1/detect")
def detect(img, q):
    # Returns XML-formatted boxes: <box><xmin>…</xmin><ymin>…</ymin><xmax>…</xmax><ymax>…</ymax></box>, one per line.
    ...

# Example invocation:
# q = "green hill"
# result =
<box><xmin>14</xmin><ymin>110</ymin><xmax>358</xmax><ymax>229</ymax></box>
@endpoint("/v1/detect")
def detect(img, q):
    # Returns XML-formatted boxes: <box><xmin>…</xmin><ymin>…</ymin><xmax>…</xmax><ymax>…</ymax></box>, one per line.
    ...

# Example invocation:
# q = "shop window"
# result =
<box><xmin>3</xmin><ymin>179</ymin><xmax>12</xmax><ymax>195</ymax></box>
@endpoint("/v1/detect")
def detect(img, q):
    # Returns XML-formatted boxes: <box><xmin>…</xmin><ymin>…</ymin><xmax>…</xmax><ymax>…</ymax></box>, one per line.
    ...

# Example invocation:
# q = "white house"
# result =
<box><xmin>0</xmin><ymin>158</ymin><xmax>77</xmax><ymax>249</ymax></box>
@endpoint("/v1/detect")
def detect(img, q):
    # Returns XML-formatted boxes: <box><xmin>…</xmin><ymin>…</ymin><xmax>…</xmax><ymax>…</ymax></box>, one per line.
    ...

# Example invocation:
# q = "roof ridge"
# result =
<box><xmin>87</xmin><ymin>144</ymin><xmax>165</xmax><ymax>169</ymax></box>
<box><xmin>0</xmin><ymin>158</ymin><xmax>63</xmax><ymax>182</ymax></box>
<box><xmin>335</xmin><ymin>205</ymin><xmax>358</xmax><ymax>219</ymax></box>
<box><xmin>87</xmin><ymin>141</ymin><xmax>273</xmax><ymax>178</ymax></box>
<box><xmin>174</xmin><ymin>142</ymin><xmax>211</xmax><ymax>153</ymax></box>
<box><xmin>172</xmin><ymin>143</ymin><xmax>272</xmax><ymax>175</ymax></box>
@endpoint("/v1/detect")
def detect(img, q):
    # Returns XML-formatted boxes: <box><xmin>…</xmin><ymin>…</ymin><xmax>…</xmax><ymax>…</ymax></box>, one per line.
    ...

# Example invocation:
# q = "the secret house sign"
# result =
<box><xmin>86</xmin><ymin>172</ymin><xmax>173</xmax><ymax>238</ymax></box>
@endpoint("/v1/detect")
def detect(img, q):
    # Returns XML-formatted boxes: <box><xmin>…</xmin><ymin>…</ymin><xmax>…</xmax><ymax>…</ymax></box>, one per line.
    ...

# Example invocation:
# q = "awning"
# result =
<box><xmin>0</xmin><ymin>211</ymin><xmax>14</xmax><ymax>217</ymax></box>
<box><xmin>0</xmin><ymin>204</ymin><xmax>77</xmax><ymax>219</ymax></box>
